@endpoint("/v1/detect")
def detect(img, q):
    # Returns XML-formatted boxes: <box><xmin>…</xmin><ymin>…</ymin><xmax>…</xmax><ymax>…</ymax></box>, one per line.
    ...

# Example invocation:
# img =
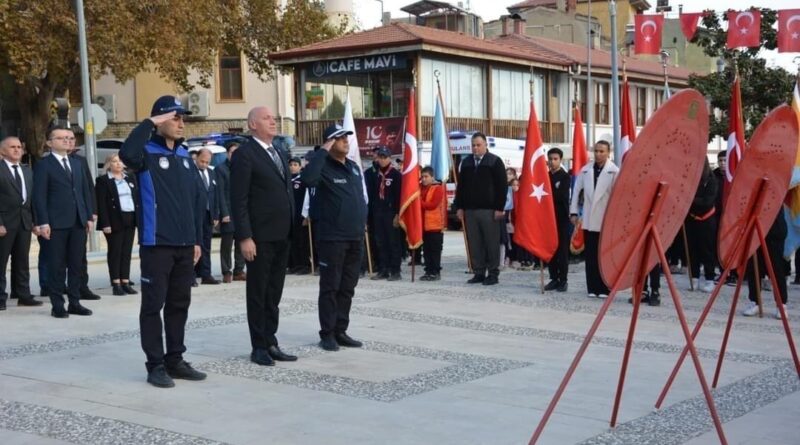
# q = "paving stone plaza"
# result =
<box><xmin>1</xmin><ymin>233</ymin><xmax>798</xmax><ymax>444</ymax></box>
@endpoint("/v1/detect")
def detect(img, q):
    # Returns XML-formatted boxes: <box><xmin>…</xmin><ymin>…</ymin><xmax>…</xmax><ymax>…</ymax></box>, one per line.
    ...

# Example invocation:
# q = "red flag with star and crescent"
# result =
<box><xmin>399</xmin><ymin>88</ymin><xmax>423</xmax><ymax>249</ymax></box>
<box><xmin>727</xmin><ymin>10</ymin><xmax>761</xmax><ymax>49</ymax></box>
<box><xmin>515</xmin><ymin>100</ymin><xmax>558</xmax><ymax>262</ymax></box>
<box><xmin>778</xmin><ymin>9</ymin><xmax>800</xmax><ymax>53</ymax></box>
<box><xmin>724</xmin><ymin>74</ymin><xmax>746</xmax><ymax>201</ymax></box>
<box><xmin>634</xmin><ymin>14</ymin><xmax>664</xmax><ymax>55</ymax></box>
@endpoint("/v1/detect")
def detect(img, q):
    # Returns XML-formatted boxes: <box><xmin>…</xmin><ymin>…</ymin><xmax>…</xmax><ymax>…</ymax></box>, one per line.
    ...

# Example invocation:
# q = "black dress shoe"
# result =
<box><xmin>112</xmin><ymin>284</ymin><xmax>125</xmax><ymax>296</ymax></box>
<box><xmin>556</xmin><ymin>282</ymin><xmax>568</xmax><ymax>292</ymax></box>
<box><xmin>335</xmin><ymin>332</ymin><xmax>363</xmax><ymax>348</ymax></box>
<box><xmin>166</xmin><ymin>361</ymin><xmax>207</xmax><ymax>380</ymax></box>
<box><xmin>147</xmin><ymin>365</ymin><xmax>175</xmax><ymax>388</ymax></box>
<box><xmin>67</xmin><ymin>304</ymin><xmax>93</xmax><ymax>316</ymax></box>
<box><xmin>371</xmin><ymin>272</ymin><xmax>389</xmax><ymax>280</ymax></box>
<box><xmin>250</xmin><ymin>349</ymin><xmax>275</xmax><ymax>366</ymax></box>
<box><xmin>201</xmin><ymin>276</ymin><xmax>220</xmax><ymax>285</ymax></box>
<box><xmin>482</xmin><ymin>275</ymin><xmax>499</xmax><ymax>286</ymax></box>
<box><xmin>319</xmin><ymin>336</ymin><xmax>340</xmax><ymax>351</ymax></box>
<box><xmin>122</xmin><ymin>284</ymin><xmax>138</xmax><ymax>295</ymax></box>
<box><xmin>387</xmin><ymin>272</ymin><xmax>402</xmax><ymax>281</ymax></box>
<box><xmin>544</xmin><ymin>280</ymin><xmax>560</xmax><ymax>291</ymax></box>
<box><xmin>0</xmin><ymin>300</ymin><xmax>5</xmax><ymax>311</ymax></box>
<box><xmin>268</xmin><ymin>345</ymin><xmax>298</xmax><ymax>361</ymax></box>
<box><xmin>467</xmin><ymin>274</ymin><xmax>485</xmax><ymax>284</ymax></box>
<box><xmin>51</xmin><ymin>308</ymin><xmax>69</xmax><ymax>318</ymax></box>
<box><xmin>648</xmin><ymin>291</ymin><xmax>661</xmax><ymax>307</ymax></box>
<box><xmin>17</xmin><ymin>297</ymin><xmax>43</xmax><ymax>306</ymax></box>
<box><xmin>192</xmin><ymin>281</ymin><xmax>199</xmax><ymax>287</ymax></box>
<box><xmin>81</xmin><ymin>291</ymin><xmax>101</xmax><ymax>300</ymax></box>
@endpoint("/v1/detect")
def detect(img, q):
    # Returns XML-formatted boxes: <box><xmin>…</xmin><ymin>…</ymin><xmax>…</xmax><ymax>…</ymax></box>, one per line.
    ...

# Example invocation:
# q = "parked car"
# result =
<box><xmin>75</xmin><ymin>138</ymin><xmax>125</xmax><ymax>169</ymax></box>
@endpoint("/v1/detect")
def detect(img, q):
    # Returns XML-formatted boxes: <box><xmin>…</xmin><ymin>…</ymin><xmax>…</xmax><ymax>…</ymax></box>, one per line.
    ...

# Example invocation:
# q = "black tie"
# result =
<box><xmin>201</xmin><ymin>170</ymin><xmax>209</xmax><ymax>190</ymax></box>
<box><xmin>61</xmin><ymin>157</ymin><xmax>72</xmax><ymax>180</ymax></box>
<box><xmin>267</xmin><ymin>145</ymin><xmax>284</xmax><ymax>177</ymax></box>
<box><xmin>474</xmin><ymin>156</ymin><xmax>482</xmax><ymax>172</ymax></box>
<box><xmin>12</xmin><ymin>165</ymin><xmax>23</xmax><ymax>201</ymax></box>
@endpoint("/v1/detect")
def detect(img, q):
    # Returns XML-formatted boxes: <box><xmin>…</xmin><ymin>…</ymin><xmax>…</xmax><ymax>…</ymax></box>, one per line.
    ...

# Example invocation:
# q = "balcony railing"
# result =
<box><xmin>296</xmin><ymin>117</ymin><xmax>566</xmax><ymax>146</ymax></box>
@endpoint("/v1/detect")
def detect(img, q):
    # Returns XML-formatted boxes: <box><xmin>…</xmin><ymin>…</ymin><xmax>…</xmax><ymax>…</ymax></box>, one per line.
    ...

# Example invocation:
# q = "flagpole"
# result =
<box><xmin>308</xmin><ymin>220</ymin><xmax>315</xmax><ymax>275</ymax></box>
<box><xmin>529</xmin><ymin>69</ymin><xmax>546</xmax><ymax>295</ymax></box>
<box><xmin>586</xmin><ymin>0</ymin><xmax>594</xmax><ymax>147</ymax></box>
<box><xmin>609</xmin><ymin>0</ymin><xmax>622</xmax><ymax>162</ymax></box>
<box><xmin>436</xmin><ymin>69</ymin><xmax>473</xmax><ymax>274</ymax></box>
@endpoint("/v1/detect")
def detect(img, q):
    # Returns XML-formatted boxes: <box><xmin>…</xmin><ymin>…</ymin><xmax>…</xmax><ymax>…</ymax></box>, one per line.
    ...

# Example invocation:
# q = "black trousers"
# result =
<box><xmin>373</xmin><ymin>212</ymin><xmax>401</xmax><ymax>274</ymax></box>
<box><xmin>746</xmin><ymin>236</ymin><xmax>788</xmax><ymax>304</ymax></box>
<box><xmin>246</xmin><ymin>239</ymin><xmax>290</xmax><ymax>350</ymax></box>
<box><xmin>139</xmin><ymin>246</ymin><xmax>194</xmax><ymax>371</ymax></box>
<box><xmin>644</xmin><ymin>265</ymin><xmax>662</xmax><ymax>292</ymax></box>
<box><xmin>104</xmin><ymin>212</ymin><xmax>135</xmax><ymax>282</ymax></box>
<box><xmin>686</xmin><ymin>217</ymin><xmax>717</xmax><ymax>280</ymax></box>
<box><xmin>548</xmin><ymin>217</ymin><xmax>570</xmax><ymax>283</ymax></box>
<box><xmin>0</xmin><ymin>226</ymin><xmax>32</xmax><ymax>301</ymax></box>
<box><xmin>194</xmin><ymin>214</ymin><xmax>213</xmax><ymax>279</ymax></box>
<box><xmin>48</xmin><ymin>223</ymin><xmax>87</xmax><ymax>308</ymax></box>
<box><xmin>464</xmin><ymin>209</ymin><xmax>502</xmax><ymax>277</ymax></box>
<box><xmin>318</xmin><ymin>240</ymin><xmax>362</xmax><ymax>338</ymax></box>
<box><xmin>288</xmin><ymin>220</ymin><xmax>310</xmax><ymax>270</ymax></box>
<box><xmin>38</xmin><ymin>235</ymin><xmax>49</xmax><ymax>294</ymax></box>
<box><xmin>583</xmin><ymin>230</ymin><xmax>609</xmax><ymax>295</ymax></box>
<box><xmin>219</xmin><ymin>232</ymin><xmax>245</xmax><ymax>275</ymax></box>
<box><xmin>422</xmin><ymin>231</ymin><xmax>443</xmax><ymax>275</ymax></box>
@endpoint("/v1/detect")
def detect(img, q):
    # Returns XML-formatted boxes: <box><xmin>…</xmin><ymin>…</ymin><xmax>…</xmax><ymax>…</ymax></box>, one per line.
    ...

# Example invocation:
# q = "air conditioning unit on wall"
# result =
<box><xmin>94</xmin><ymin>94</ymin><xmax>116</xmax><ymax>122</ymax></box>
<box><xmin>185</xmin><ymin>91</ymin><xmax>210</xmax><ymax>118</ymax></box>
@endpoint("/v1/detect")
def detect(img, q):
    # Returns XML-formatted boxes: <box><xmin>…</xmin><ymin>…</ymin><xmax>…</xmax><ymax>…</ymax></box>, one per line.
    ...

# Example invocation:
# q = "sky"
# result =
<box><xmin>352</xmin><ymin>0</ymin><xmax>800</xmax><ymax>72</ymax></box>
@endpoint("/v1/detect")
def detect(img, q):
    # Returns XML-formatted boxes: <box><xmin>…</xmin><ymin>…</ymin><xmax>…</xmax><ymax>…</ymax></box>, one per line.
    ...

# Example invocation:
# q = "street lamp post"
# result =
<box><xmin>75</xmin><ymin>0</ymin><xmax>97</xmax><ymax>251</ymax></box>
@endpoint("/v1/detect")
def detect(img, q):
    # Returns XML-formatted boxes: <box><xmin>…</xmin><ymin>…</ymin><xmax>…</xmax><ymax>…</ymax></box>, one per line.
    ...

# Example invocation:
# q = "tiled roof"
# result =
<box><xmin>493</xmin><ymin>33</ymin><xmax>696</xmax><ymax>81</ymax></box>
<box><xmin>270</xmin><ymin>22</ymin><xmax>572</xmax><ymax>67</ymax></box>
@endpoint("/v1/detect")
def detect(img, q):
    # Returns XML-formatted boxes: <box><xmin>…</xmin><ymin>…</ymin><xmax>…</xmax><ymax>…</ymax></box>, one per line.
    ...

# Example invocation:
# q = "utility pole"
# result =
<box><xmin>75</xmin><ymin>0</ymin><xmax>98</xmax><ymax>251</ymax></box>
<box><xmin>586</xmin><ymin>0</ymin><xmax>593</xmax><ymax>148</ymax></box>
<box><xmin>609</xmin><ymin>0</ymin><xmax>622</xmax><ymax>162</ymax></box>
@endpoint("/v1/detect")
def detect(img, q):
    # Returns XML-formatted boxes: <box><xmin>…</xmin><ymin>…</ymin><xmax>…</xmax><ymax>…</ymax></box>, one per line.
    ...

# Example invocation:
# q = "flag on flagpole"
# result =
<box><xmin>430</xmin><ymin>90</ymin><xmax>451</xmax><ymax>182</ymax></box>
<box><xmin>515</xmin><ymin>99</ymin><xmax>558</xmax><ymax>262</ymax></box>
<box><xmin>783</xmin><ymin>77</ymin><xmax>800</xmax><ymax>258</ymax></box>
<box><xmin>344</xmin><ymin>92</ymin><xmax>369</xmax><ymax>204</ymax></box>
<box><xmin>620</xmin><ymin>79</ymin><xmax>636</xmax><ymax>160</ymax></box>
<box><xmin>725</xmin><ymin>75</ymin><xmax>746</xmax><ymax>187</ymax></box>
<box><xmin>777</xmin><ymin>9</ymin><xmax>800</xmax><ymax>53</ymax></box>
<box><xmin>634</xmin><ymin>14</ymin><xmax>664</xmax><ymax>55</ymax></box>
<box><xmin>399</xmin><ymin>88</ymin><xmax>423</xmax><ymax>249</ymax></box>
<box><xmin>571</xmin><ymin>106</ymin><xmax>588</xmax><ymax>178</ymax></box>
<box><xmin>679</xmin><ymin>12</ymin><xmax>705</xmax><ymax>41</ymax></box>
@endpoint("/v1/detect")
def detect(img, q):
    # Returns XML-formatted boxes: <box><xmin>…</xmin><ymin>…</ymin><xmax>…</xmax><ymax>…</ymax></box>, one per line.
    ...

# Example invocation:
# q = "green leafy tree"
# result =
<box><xmin>688</xmin><ymin>7</ymin><xmax>795</xmax><ymax>140</ymax></box>
<box><xmin>0</xmin><ymin>0</ymin><xmax>346</xmax><ymax>157</ymax></box>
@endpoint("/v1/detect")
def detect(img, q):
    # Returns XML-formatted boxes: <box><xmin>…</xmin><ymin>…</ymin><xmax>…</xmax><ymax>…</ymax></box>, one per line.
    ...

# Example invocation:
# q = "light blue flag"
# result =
<box><xmin>431</xmin><ymin>95</ymin><xmax>450</xmax><ymax>182</ymax></box>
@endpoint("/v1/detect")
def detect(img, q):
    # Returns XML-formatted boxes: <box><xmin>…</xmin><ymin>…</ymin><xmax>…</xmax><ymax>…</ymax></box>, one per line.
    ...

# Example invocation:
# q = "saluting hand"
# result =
<box><xmin>148</xmin><ymin>111</ymin><xmax>177</xmax><ymax>127</ymax></box>
<box><xmin>322</xmin><ymin>139</ymin><xmax>335</xmax><ymax>152</ymax></box>
<box><xmin>240</xmin><ymin>238</ymin><xmax>257</xmax><ymax>262</ymax></box>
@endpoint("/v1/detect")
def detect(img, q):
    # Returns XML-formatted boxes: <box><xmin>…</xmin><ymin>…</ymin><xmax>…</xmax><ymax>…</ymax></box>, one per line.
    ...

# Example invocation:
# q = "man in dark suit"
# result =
<box><xmin>193</xmin><ymin>148</ymin><xmax>221</xmax><ymax>285</ymax></box>
<box><xmin>545</xmin><ymin>148</ymin><xmax>570</xmax><ymax>292</ymax></box>
<box><xmin>0</xmin><ymin>137</ymin><xmax>41</xmax><ymax>310</ymax></box>
<box><xmin>216</xmin><ymin>141</ymin><xmax>246</xmax><ymax>283</ymax></box>
<box><xmin>231</xmin><ymin>106</ymin><xmax>297</xmax><ymax>366</ymax></box>
<box><xmin>68</xmin><ymin>145</ymin><xmax>102</xmax><ymax>300</ymax></box>
<box><xmin>33</xmin><ymin>127</ymin><xmax>95</xmax><ymax>318</ymax></box>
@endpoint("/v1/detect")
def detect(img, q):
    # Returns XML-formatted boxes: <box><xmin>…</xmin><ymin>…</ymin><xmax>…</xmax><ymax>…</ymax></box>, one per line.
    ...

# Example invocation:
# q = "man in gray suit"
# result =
<box><xmin>0</xmin><ymin>137</ymin><xmax>42</xmax><ymax>310</ymax></box>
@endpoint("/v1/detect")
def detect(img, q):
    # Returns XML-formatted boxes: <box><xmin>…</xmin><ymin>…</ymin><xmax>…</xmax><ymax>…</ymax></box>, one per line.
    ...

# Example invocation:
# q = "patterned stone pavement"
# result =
<box><xmin>1</xmin><ymin>233</ymin><xmax>798</xmax><ymax>444</ymax></box>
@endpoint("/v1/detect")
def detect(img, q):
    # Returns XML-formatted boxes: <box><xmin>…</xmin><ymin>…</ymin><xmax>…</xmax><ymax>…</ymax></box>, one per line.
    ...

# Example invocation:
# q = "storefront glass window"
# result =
<box><xmin>420</xmin><ymin>58</ymin><xmax>485</xmax><ymax>118</ymax></box>
<box><xmin>491</xmin><ymin>68</ymin><xmax>544</xmax><ymax>120</ymax></box>
<box><xmin>303</xmin><ymin>69</ymin><xmax>413</xmax><ymax>120</ymax></box>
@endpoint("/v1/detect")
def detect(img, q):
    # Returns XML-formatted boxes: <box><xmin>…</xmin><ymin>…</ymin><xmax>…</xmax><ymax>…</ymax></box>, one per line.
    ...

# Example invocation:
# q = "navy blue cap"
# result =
<box><xmin>151</xmin><ymin>95</ymin><xmax>192</xmax><ymax>117</ymax></box>
<box><xmin>323</xmin><ymin>123</ymin><xmax>353</xmax><ymax>141</ymax></box>
<box><xmin>289</xmin><ymin>156</ymin><xmax>302</xmax><ymax>164</ymax></box>
<box><xmin>374</xmin><ymin>146</ymin><xmax>391</xmax><ymax>157</ymax></box>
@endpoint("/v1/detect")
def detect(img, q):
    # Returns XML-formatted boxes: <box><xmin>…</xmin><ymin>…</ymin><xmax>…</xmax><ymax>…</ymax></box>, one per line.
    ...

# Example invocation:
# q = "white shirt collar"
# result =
<box><xmin>252</xmin><ymin>137</ymin><xmax>272</xmax><ymax>150</ymax></box>
<box><xmin>51</xmin><ymin>151</ymin><xmax>69</xmax><ymax>163</ymax></box>
<box><xmin>4</xmin><ymin>159</ymin><xmax>20</xmax><ymax>170</ymax></box>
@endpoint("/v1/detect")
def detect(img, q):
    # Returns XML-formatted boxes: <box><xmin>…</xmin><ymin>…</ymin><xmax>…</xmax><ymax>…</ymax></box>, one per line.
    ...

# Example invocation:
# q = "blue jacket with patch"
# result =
<box><xmin>119</xmin><ymin>120</ymin><xmax>203</xmax><ymax>247</ymax></box>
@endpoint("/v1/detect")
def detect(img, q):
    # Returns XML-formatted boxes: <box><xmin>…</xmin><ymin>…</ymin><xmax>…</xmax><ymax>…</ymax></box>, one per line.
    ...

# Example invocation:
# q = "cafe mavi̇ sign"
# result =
<box><xmin>309</xmin><ymin>54</ymin><xmax>407</xmax><ymax>78</ymax></box>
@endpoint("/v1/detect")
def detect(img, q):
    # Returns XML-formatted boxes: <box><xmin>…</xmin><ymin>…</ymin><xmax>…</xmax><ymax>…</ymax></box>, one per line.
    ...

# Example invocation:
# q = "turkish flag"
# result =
<box><xmin>726</xmin><ymin>10</ymin><xmax>761</xmax><ymax>49</ymax></box>
<box><xmin>679</xmin><ymin>12</ymin><xmax>704</xmax><ymax>41</ymax></box>
<box><xmin>399</xmin><ymin>88</ymin><xmax>423</xmax><ymax>249</ymax></box>
<box><xmin>620</xmin><ymin>80</ymin><xmax>636</xmax><ymax>161</ymax></box>
<box><xmin>634</xmin><ymin>14</ymin><xmax>664</xmax><ymax>55</ymax></box>
<box><xmin>778</xmin><ymin>9</ymin><xmax>800</xmax><ymax>53</ymax></box>
<box><xmin>724</xmin><ymin>75</ymin><xmax>746</xmax><ymax>203</ymax></box>
<box><xmin>515</xmin><ymin>100</ymin><xmax>558</xmax><ymax>262</ymax></box>
<box><xmin>570</xmin><ymin>106</ymin><xmax>587</xmax><ymax>178</ymax></box>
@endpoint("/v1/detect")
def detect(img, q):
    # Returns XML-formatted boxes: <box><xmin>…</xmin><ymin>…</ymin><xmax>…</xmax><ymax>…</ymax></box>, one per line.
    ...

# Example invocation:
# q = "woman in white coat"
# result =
<box><xmin>570</xmin><ymin>141</ymin><xmax>618</xmax><ymax>299</ymax></box>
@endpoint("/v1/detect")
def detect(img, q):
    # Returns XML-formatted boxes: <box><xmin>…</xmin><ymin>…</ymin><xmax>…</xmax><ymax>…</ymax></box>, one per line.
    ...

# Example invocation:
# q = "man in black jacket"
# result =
<box><xmin>368</xmin><ymin>146</ymin><xmax>402</xmax><ymax>281</ymax></box>
<box><xmin>301</xmin><ymin>124</ymin><xmax>368</xmax><ymax>351</ymax></box>
<box><xmin>545</xmin><ymin>148</ymin><xmax>570</xmax><ymax>292</ymax></box>
<box><xmin>453</xmin><ymin>133</ymin><xmax>507</xmax><ymax>285</ymax></box>
<box><xmin>288</xmin><ymin>157</ymin><xmax>310</xmax><ymax>274</ymax></box>
<box><xmin>231</xmin><ymin>106</ymin><xmax>297</xmax><ymax>366</ymax></box>
<box><xmin>0</xmin><ymin>137</ymin><xmax>41</xmax><ymax>310</ymax></box>
<box><xmin>68</xmin><ymin>144</ymin><xmax>102</xmax><ymax>301</ymax></box>
<box><xmin>120</xmin><ymin>95</ymin><xmax>206</xmax><ymax>388</ymax></box>
<box><xmin>216</xmin><ymin>141</ymin><xmax>245</xmax><ymax>283</ymax></box>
